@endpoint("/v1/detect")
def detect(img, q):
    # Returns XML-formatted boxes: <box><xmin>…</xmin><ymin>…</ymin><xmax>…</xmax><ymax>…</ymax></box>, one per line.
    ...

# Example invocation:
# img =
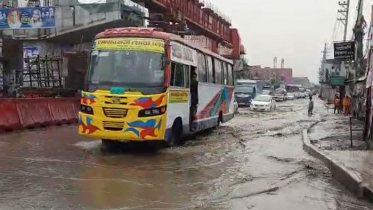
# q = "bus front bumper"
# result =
<box><xmin>78</xmin><ymin>112</ymin><xmax>167</xmax><ymax>141</ymax></box>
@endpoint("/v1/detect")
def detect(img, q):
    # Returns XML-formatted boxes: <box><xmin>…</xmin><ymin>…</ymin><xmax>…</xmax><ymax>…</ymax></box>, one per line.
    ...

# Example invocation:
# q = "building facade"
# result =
<box><xmin>250</xmin><ymin>66</ymin><xmax>293</xmax><ymax>84</ymax></box>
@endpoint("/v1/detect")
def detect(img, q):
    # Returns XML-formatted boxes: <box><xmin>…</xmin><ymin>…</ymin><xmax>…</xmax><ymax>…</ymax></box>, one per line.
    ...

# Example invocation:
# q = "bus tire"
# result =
<box><xmin>168</xmin><ymin>119</ymin><xmax>183</xmax><ymax>147</ymax></box>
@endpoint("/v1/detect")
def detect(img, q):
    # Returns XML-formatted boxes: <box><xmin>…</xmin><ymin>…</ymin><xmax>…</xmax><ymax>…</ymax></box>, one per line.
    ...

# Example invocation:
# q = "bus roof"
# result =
<box><xmin>95</xmin><ymin>27</ymin><xmax>233</xmax><ymax>64</ymax></box>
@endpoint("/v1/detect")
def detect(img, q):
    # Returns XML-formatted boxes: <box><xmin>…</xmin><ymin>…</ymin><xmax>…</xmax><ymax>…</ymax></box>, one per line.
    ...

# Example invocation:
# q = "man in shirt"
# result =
<box><xmin>190</xmin><ymin>72</ymin><xmax>198</xmax><ymax>131</ymax></box>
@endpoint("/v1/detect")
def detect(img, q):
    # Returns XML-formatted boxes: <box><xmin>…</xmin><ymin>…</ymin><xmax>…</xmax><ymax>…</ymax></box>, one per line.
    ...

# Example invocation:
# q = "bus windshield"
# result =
<box><xmin>86</xmin><ymin>50</ymin><xmax>164</xmax><ymax>88</ymax></box>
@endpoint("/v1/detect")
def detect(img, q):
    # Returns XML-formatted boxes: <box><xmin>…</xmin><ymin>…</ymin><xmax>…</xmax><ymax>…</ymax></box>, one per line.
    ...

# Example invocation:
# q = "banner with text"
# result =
<box><xmin>0</xmin><ymin>7</ymin><xmax>55</xmax><ymax>29</ymax></box>
<box><xmin>94</xmin><ymin>38</ymin><xmax>165</xmax><ymax>53</ymax></box>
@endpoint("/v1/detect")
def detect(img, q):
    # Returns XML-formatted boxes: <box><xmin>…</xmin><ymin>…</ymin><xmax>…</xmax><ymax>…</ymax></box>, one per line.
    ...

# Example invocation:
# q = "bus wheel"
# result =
<box><xmin>168</xmin><ymin>121</ymin><xmax>182</xmax><ymax>147</ymax></box>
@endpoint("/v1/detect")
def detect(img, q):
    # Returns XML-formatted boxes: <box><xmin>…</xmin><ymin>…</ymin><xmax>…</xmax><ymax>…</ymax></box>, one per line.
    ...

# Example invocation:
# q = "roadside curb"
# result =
<box><xmin>302</xmin><ymin>129</ymin><xmax>373</xmax><ymax>203</ymax></box>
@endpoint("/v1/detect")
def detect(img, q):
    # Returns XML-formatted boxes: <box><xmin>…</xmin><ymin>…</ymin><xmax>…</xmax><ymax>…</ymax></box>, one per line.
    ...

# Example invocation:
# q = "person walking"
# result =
<box><xmin>308</xmin><ymin>96</ymin><xmax>314</xmax><ymax>116</ymax></box>
<box><xmin>345</xmin><ymin>96</ymin><xmax>351</xmax><ymax>116</ymax></box>
<box><xmin>334</xmin><ymin>95</ymin><xmax>340</xmax><ymax>114</ymax></box>
<box><xmin>342</xmin><ymin>95</ymin><xmax>351</xmax><ymax>115</ymax></box>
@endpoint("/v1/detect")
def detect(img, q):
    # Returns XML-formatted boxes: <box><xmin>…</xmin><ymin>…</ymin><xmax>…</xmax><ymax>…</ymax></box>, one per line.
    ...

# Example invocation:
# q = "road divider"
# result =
<box><xmin>0</xmin><ymin>98</ymin><xmax>79</xmax><ymax>133</ymax></box>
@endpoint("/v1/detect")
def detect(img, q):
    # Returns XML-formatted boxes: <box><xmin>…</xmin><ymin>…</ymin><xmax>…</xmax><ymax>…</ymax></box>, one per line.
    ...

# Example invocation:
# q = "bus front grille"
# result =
<box><xmin>103</xmin><ymin>121</ymin><xmax>124</xmax><ymax>131</ymax></box>
<box><xmin>103</xmin><ymin>108</ymin><xmax>128</xmax><ymax>118</ymax></box>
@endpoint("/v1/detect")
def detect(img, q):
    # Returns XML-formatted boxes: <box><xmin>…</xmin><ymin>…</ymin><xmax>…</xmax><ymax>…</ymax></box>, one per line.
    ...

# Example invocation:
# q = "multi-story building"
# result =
<box><xmin>250</xmin><ymin>66</ymin><xmax>293</xmax><ymax>84</ymax></box>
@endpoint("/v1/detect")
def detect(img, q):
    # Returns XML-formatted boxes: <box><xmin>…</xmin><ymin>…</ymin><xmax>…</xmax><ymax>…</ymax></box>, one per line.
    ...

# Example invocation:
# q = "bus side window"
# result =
<box><xmin>214</xmin><ymin>59</ymin><xmax>222</xmax><ymax>84</ymax></box>
<box><xmin>227</xmin><ymin>64</ymin><xmax>233</xmax><ymax>86</ymax></box>
<box><xmin>222</xmin><ymin>62</ymin><xmax>227</xmax><ymax>85</ymax></box>
<box><xmin>206</xmin><ymin>56</ymin><xmax>214</xmax><ymax>83</ymax></box>
<box><xmin>197</xmin><ymin>53</ymin><xmax>207</xmax><ymax>82</ymax></box>
<box><xmin>170</xmin><ymin>62</ymin><xmax>185</xmax><ymax>87</ymax></box>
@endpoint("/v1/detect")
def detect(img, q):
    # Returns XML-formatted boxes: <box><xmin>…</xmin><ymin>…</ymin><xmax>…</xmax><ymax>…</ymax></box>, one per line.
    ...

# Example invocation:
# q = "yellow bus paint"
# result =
<box><xmin>79</xmin><ymin>89</ymin><xmax>168</xmax><ymax>141</ymax></box>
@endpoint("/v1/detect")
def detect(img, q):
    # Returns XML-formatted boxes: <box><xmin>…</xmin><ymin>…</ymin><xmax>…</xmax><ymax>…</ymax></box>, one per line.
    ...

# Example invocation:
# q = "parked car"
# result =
<box><xmin>250</xmin><ymin>95</ymin><xmax>277</xmax><ymax>111</ymax></box>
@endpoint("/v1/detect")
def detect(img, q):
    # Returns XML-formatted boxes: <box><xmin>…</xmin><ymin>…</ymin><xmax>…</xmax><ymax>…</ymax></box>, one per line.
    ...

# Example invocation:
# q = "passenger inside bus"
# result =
<box><xmin>190</xmin><ymin>68</ymin><xmax>198</xmax><ymax>131</ymax></box>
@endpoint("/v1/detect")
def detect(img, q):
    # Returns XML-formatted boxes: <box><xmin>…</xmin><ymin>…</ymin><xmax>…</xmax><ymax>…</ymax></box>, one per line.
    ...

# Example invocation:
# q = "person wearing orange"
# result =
<box><xmin>342</xmin><ymin>95</ymin><xmax>351</xmax><ymax>115</ymax></box>
<box><xmin>334</xmin><ymin>95</ymin><xmax>340</xmax><ymax>113</ymax></box>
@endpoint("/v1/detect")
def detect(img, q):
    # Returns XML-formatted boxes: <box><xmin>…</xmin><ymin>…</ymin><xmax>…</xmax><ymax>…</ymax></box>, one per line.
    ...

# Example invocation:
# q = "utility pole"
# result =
<box><xmin>353</xmin><ymin>0</ymin><xmax>366</xmax><ymax>78</ymax></box>
<box><xmin>320</xmin><ymin>43</ymin><xmax>327</xmax><ymax>83</ymax></box>
<box><xmin>338</xmin><ymin>0</ymin><xmax>350</xmax><ymax>41</ymax></box>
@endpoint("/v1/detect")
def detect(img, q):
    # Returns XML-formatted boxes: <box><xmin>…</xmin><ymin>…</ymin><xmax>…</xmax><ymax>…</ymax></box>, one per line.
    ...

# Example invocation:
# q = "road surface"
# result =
<box><xmin>0</xmin><ymin>98</ymin><xmax>371</xmax><ymax>210</ymax></box>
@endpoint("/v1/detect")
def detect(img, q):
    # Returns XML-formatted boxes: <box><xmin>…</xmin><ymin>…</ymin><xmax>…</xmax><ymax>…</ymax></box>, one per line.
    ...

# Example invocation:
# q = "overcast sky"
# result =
<box><xmin>211</xmin><ymin>0</ymin><xmax>373</xmax><ymax>83</ymax></box>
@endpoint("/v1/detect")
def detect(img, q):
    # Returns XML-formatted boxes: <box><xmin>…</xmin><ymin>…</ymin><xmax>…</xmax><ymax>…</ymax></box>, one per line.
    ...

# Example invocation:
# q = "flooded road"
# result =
<box><xmin>0</xmin><ymin>98</ymin><xmax>372</xmax><ymax>210</ymax></box>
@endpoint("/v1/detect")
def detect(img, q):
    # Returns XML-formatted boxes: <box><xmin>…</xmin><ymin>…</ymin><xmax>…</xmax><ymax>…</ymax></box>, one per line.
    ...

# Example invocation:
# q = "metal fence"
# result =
<box><xmin>23</xmin><ymin>55</ymin><xmax>62</xmax><ymax>88</ymax></box>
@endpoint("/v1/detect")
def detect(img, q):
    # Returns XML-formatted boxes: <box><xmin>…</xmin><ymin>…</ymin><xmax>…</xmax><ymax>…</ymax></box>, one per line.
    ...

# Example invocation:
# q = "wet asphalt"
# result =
<box><xmin>0</xmin><ymin>98</ymin><xmax>372</xmax><ymax>210</ymax></box>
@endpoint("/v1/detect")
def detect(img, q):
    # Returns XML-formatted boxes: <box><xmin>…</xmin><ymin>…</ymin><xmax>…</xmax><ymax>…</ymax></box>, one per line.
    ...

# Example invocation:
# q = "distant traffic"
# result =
<box><xmin>235</xmin><ymin>79</ymin><xmax>317</xmax><ymax>111</ymax></box>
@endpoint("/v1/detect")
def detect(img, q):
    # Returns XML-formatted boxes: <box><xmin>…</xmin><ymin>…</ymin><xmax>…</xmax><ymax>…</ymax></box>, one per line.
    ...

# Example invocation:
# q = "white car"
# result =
<box><xmin>250</xmin><ymin>95</ymin><xmax>277</xmax><ymax>111</ymax></box>
<box><xmin>286</xmin><ymin>93</ymin><xmax>295</xmax><ymax>100</ymax></box>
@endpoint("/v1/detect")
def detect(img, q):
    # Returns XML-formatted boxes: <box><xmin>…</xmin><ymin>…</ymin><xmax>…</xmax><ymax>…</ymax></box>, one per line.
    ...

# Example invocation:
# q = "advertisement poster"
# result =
<box><xmin>0</xmin><ymin>7</ymin><xmax>55</xmax><ymax>29</ymax></box>
<box><xmin>23</xmin><ymin>46</ymin><xmax>39</xmax><ymax>69</ymax></box>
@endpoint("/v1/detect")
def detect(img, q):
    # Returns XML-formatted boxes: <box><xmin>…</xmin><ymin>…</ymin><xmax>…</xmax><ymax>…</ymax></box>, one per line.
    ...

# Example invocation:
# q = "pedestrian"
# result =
<box><xmin>308</xmin><ymin>96</ymin><xmax>314</xmax><ymax>116</ymax></box>
<box><xmin>342</xmin><ymin>95</ymin><xmax>351</xmax><ymax>115</ymax></box>
<box><xmin>334</xmin><ymin>95</ymin><xmax>340</xmax><ymax>114</ymax></box>
<box><xmin>345</xmin><ymin>96</ymin><xmax>351</xmax><ymax>116</ymax></box>
<box><xmin>190</xmin><ymin>71</ymin><xmax>199</xmax><ymax>131</ymax></box>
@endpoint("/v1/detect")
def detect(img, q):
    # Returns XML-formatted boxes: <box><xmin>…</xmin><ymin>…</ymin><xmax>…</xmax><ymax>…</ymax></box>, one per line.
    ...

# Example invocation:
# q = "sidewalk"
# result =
<box><xmin>304</xmin><ymin>101</ymin><xmax>373</xmax><ymax>202</ymax></box>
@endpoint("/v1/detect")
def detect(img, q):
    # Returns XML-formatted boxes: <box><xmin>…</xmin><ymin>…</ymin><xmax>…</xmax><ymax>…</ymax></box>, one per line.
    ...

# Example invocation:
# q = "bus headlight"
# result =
<box><xmin>138</xmin><ymin>106</ymin><xmax>167</xmax><ymax>117</ymax></box>
<box><xmin>81</xmin><ymin>105</ymin><xmax>94</xmax><ymax>115</ymax></box>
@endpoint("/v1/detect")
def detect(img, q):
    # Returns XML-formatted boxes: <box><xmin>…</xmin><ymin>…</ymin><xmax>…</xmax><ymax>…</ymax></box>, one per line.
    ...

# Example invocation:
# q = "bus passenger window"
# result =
<box><xmin>227</xmin><ymin>64</ymin><xmax>233</xmax><ymax>85</ymax></box>
<box><xmin>222</xmin><ymin>62</ymin><xmax>227</xmax><ymax>85</ymax></box>
<box><xmin>197</xmin><ymin>53</ymin><xmax>207</xmax><ymax>82</ymax></box>
<box><xmin>206</xmin><ymin>56</ymin><xmax>214</xmax><ymax>83</ymax></box>
<box><xmin>170</xmin><ymin>62</ymin><xmax>185</xmax><ymax>87</ymax></box>
<box><xmin>214</xmin><ymin>59</ymin><xmax>222</xmax><ymax>84</ymax></box>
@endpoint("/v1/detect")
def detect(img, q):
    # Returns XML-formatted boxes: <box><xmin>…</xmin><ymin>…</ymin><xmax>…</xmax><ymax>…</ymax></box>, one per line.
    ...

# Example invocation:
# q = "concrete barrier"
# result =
<box><xmin>302</xmin><ymin>129</ymin><xmax>373</xmax><ymax>203</ymax></box>
<box><xmin>0</xmin><ymin>98</ymin><xmax>79</xmax><ymax>133</ymax></box>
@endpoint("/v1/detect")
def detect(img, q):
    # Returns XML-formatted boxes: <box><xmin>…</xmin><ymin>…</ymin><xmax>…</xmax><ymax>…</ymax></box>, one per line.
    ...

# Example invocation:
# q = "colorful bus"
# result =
<box><xmin>79</xmin><ymin>27</ymin><xmax>235</xmax><ymax>147</ymax></box>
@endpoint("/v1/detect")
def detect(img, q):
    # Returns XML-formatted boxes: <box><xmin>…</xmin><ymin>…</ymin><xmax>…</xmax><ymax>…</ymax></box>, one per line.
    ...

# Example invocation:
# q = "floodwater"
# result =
<box><xmin>0</xmin><ymin>99</ymin><xmax>372</xmax><ymax>210</ymax></box>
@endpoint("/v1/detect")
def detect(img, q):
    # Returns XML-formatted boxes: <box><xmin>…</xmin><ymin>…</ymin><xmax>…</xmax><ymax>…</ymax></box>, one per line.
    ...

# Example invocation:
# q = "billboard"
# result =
<box><xmin>0</xmin><ymin>7</ymin><xmax>55</xmax><ymax>29</ymax></box>
<box><xmin>334</xmin><ymin>41</ymin><xmax>355</xmax><ymax>60</ymax></box>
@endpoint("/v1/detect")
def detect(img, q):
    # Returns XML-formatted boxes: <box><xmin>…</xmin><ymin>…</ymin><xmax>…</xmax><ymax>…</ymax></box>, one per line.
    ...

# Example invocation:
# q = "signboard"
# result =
<box><xmin>94</xmin><ymin>38</ymin><xmax>164</xmax><ymax>53</ymax></box>
<box><xmin>0</xmin><ymin>7</ymin><xmax>55</xmax><ymax>29</ymax></box>
<box><xmin>169</xmin><ymin>90</ymin><xmax>189</xmax><ymax>103</ymax></box>
<box><xmin>330</xmin><ymin>76</ymin><xmax>345</xmax><ymax>86</ymax></box>
<box><xmin>334</xmin><ymin>41</ymin><xmax>355</xmax><ymax>60</ymax></box>
<box><xmin>170</xmin><ymin>41</ymin><xmax>197</xmax><ymax>66</ymax></box>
